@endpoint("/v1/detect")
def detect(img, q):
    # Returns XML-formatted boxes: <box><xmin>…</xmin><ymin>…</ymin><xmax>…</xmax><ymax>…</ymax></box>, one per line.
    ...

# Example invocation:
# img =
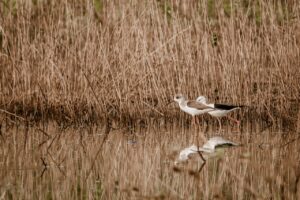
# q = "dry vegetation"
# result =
<box><xmin>1</xmin><ymin>1</ymin><xmax>300</xmax><ymax>198</ymax></box>
<box><xmin>0</xmin><ymin>0</ymin><xmax>299</xmax><ymax>128</ymax></box>
<box><xmin>0</xmin><ymin>122</ymin><xmax>300</xmax><ymax>199</ymax></box>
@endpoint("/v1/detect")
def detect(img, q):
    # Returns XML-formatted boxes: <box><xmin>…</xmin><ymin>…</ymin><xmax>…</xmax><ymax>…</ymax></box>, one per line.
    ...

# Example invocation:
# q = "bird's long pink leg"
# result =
<box><xmin>195</xmin><ymin>116</ymin><xmax>200</xmax><ymax>125</ymax></box>
<box><xmin>217</xmin><ymin>118</ymin><xmax>222</xmax><ymax>132</ymax></box>
<box><xmin>191</xmin><ymin>116</ymin><xmax>195</xmax><ymax>126</ymax></box>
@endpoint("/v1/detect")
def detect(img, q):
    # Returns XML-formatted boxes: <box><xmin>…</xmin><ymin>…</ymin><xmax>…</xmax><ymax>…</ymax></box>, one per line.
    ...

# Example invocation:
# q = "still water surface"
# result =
<box><xmin>0</xmin><ymin>121</ymin><xmax>299</xmax><ymax>199</ymax></box>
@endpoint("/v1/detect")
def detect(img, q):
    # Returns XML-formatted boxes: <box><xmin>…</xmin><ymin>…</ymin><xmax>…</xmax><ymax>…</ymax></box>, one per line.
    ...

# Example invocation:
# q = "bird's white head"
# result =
<box><xmin>196</xmin><ymin>96</ymin><xmax>207</xmax><ymax>104</ymax></box>
<box><xmin>174</xmin><ymin>94</ymin><xmax>185</xmax><ymax>103</ymax></box>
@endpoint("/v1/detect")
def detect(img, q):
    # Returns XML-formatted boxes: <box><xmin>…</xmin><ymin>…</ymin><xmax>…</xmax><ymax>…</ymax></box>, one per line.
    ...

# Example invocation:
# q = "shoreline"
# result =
<box><xmin>1</xmin><ymin>100</ymin><xmax>298</xmax><ymax>131</ymax></box>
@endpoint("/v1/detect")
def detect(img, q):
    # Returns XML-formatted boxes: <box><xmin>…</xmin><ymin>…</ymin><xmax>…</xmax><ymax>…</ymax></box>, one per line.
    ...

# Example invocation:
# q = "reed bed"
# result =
<box><xmin>0</xmin><ymin>122</ymin><xmax>299</xmax><ymax>199</ymax></box>
<box><xmin>0</xmin><ymin>0</ymin><xmax>300</xmax><ymax>128</ymax></box>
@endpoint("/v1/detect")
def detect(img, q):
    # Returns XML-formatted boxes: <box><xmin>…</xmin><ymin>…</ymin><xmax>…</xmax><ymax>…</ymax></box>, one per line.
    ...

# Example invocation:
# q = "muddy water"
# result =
<box><xmin>0</xmin><ymin>122</ymin><xmax>299</xmax><ymax>199</ymax></box>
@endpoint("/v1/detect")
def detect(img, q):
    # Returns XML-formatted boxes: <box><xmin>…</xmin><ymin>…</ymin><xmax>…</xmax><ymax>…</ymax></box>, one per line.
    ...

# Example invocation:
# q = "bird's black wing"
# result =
<box><xmin>215</xmin><ymin>143</ymin><xmax>237</xmax><ymax>149</ymax></box>
<box><xmin>214</xmin><ymin>104</ymin><xmax>240</xmax><ymax>110</ymax></box>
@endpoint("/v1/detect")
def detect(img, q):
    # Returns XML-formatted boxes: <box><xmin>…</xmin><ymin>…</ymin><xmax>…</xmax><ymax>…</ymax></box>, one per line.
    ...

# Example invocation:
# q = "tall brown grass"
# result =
<box><xmin>0</xmin><ymin>0</ymin><xmax>299</xmax><ymax>128</ymax></box>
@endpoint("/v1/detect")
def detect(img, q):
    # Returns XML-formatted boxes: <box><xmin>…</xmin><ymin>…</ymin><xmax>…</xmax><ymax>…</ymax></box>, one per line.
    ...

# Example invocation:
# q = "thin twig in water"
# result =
<box><xmin>47</xmin><ymin>152</ymin><xmax>66</xmax><ymax>177</ymax></box>
<box><xmin>46</xmin><ymin>133</ymin><xmax>59</xmax><ymax>152</ymax></box>
<box><xmin>198</xmin><ymin>162</ymin><xmax>206</xmax><ymax>173</ymax></box>
<box><xmin>0</xmin><ymin>108</ymin><xmax>52</xmax><ymax>145</ymax></box>
<box><xmin>259</xmin><ymin>134</ymin><xmax>300</xmax><ymax>150</ymax></box>
<box><xmin>0</xmin><ymin>109</ymin><xmax>26</xmax><ymax>121</ymax></box>
<box><xmin>279</xmin><ymin>134</ymin><xmax>300</xmax><ymax>148</ymax></box>
<box><xmin>197</xmin><ymin>151</ymin><xmax>206</xmax><ymax>163</ymax></box>
<box><xmin>36</xmin><ymin>127</ymin><xmax>51</xmax><ymax>138</ymax></box>
<box><xmin>0</xmin><ymin>124</ymin><xmax>4</xmax><ymax>142</ymax></box>
<box><xmin>40</xmin><ymin>157</ymin><xmax>48</xmax><ymax>178</ymax></box>
<box><xmin>196</xmin><ymin>150</ymin><xmax>206</xmax><ymax>172</ymax></box>
<box><xmin>85</xmin><ymin>119</ymin><xmax>112</xmax><ymax>180</ymax></box>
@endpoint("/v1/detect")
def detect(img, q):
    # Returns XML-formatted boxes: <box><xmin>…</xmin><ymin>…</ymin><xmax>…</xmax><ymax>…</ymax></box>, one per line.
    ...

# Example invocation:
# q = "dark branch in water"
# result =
<box><xmin>40</xmin><ymin>157</ymin><xmax>48</xmax><ymax>178</ymax></box>
<box><xmin>279</xmin><ymin>135</ymin><xmax>300</xmax><ymax>148</ymax></box>
<box><xmin>197</xmin><ymin>151</ymin><xmax>206</xmax><ymax>163</ymax></box>
<box><xmin>197</xmin><ymin>162</ymin><xmax>206</xmax><ymax>173</ymax></box>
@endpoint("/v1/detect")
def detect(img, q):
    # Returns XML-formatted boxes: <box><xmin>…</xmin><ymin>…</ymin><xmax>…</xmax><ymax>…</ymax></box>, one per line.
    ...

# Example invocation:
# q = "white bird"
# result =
<box><xmin>196</xmin><ymin>96</ymin><xmax>243</xmax><ymax>130</ymax></box>
<box><xmin>175</xmin><ymin>137</ymin><xmax>239</xmax><ymax>164</ymax></box>
<box><xmin>174</xmin><ymin>94</ymin><xmax>215</xmax><ymax>125</ymax></box>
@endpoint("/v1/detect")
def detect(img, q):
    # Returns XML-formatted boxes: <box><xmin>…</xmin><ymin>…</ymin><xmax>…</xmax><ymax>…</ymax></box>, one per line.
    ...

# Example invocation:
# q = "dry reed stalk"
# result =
<box><xmin>0</xmin><ymin>1</ymin><xmax>299</xmax><ymax>129</ymax></box>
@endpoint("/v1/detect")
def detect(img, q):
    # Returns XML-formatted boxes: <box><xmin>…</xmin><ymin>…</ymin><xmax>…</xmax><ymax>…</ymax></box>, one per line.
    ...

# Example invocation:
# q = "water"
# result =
<box><xmin>0</xmin><ymin>121</ymin><xmax>299</xmax><ymax>199</ymax></box>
